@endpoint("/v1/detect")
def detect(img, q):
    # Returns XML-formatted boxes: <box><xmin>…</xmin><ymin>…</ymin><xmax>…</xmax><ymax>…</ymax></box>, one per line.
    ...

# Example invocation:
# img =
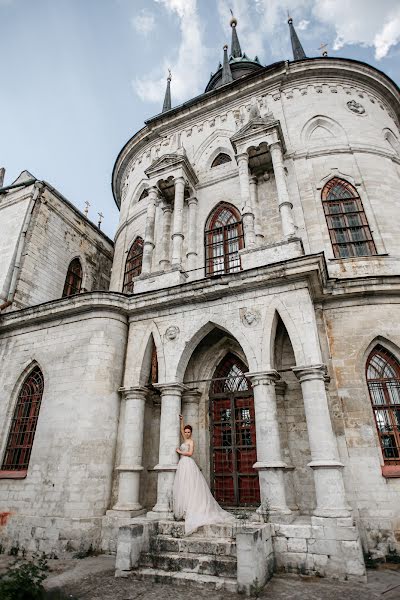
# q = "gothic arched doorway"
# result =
<box><xmin>209</xmin><ymin>353</ymin><xmax>260</xmax><ymax>506</ymax></box>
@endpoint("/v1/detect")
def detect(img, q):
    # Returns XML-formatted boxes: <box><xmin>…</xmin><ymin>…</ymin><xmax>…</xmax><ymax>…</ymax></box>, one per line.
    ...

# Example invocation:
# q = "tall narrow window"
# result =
<box><xmin>205</xmin><ymin>203</ymin><xmax>244</xmax><ymax>276</ymax></box>
<box><xmin>366</xmin><ymin>345</ymin><xmax>400</xmax><ymax>464</ymax></box>
<box><xmin>322</xmin><ymin>177</ymin><xmax>376</xmax><ymax>258</ymax></box>
<box><xmin>123</xmin><ymin>237</ymin><xmax>144</xmax><ymax>293</ymax></box>
<box><xmin>62</xmin><ymin>258</ymin><xmax>83</xmax><ymax>297</ymax></box>
<box><xmin>1</xmin><ymin>366</ymin><xmax>44</xmax><ymax>473</ymax></box>
<box><xmin>211</xmin><ymin>153</ymin><xmax>232</xmax><ymax>168</ymax></box>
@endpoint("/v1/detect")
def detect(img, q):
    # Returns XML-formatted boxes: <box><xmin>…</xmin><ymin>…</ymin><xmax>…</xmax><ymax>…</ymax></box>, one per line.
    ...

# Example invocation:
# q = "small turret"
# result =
<box><xmin>288</xmin><ymin>16</ymin><xmax>307</xmax><ymax>61</ymax></box>
<box><xmin>221</xmin><ymin>44</ymin><xmax>233</xmax><ymax>85</ymax></box>
<box><xmin>162</xmin><ymin>69</ymin><xmax>172</xmax><ymax>113</ymax></box>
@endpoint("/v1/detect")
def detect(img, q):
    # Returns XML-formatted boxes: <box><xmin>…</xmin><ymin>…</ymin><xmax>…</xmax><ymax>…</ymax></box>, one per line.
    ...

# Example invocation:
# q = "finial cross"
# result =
<box><xmin>84</xmin><ymin>200</ymin><xmax>90</xmax><ymax>217</ymax></box>
<box><xmin>97</xmin><ymin>212</ymin><xmax>104</xmax><ymax>228</ymax></box>
<box><xmin>319</xmin><ymin>42</ymin><xmax>328</xmax><ymax>57</ymax></box>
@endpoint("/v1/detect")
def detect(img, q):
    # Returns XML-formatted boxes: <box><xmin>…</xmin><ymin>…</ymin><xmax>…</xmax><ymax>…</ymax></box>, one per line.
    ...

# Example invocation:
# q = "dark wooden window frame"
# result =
<box><xmin>322</xmin><ymin>177</ymin><xmax>376</xmax><ymax>259</ymax></box>
<box><xmin>62</xmin><ymin>257</ymin><xmax>83</xmax><ymax>297</ymax></box>
<box><xmin>366</xmin><ymin>345</ymin><xmax>400</xmax><ymax>478</ymax></box>
<box><xmin>211</xmin><ymin>153</ymin><xmax>232</xmax><ymax>168</ymax></box>
<box><xmin>0</xmin><ymin>366</ymin><xmax>44</xmax><ymax>478</ymax></box>
<box><xmin>123</xmin><ymin>237</ymin><xmax>144</xmax><ymax>293</ymax></box>
<box><xmin>204</xmin><ymin>203</ymin><xmax>244</xmax><ymax>277</ymax></box>
<box><xmin>209</xmin><ymin>353</ymin><xmax>260</xmax><ymax>506</ymax></box>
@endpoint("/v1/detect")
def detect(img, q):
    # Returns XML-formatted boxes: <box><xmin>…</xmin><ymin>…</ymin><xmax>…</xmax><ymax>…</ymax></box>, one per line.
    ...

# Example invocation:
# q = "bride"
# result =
<box><xmin>173</xmin><ymin>415</ymin><xmax>235</xmax><ymax>535</ymax></box>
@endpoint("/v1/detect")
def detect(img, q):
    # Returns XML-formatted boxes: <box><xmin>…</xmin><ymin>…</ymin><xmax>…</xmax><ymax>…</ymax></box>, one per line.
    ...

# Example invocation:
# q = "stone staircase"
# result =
<box><xmin>133</xmin><ymin>520</ymin><xmax>238</xmax><ymax>591</ymax></box>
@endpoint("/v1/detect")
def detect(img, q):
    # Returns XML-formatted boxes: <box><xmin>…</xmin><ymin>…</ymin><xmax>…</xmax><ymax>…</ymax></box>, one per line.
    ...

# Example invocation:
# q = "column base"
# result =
<box><xmin>134</xmin><ymin>268</ymin><xmax>188</xmax><ymax>294</ymax></box>
<box><xmin>313</xmin><ymin>507</ymin><xmax>351</xmax><ymax>518</ymax></box>
<box><xmin>146</xmin><ymin>510</ymin><xmax>174</xmax><ymax>520</ymax></box>
<box><xmin>106</xmin><ymin>508</ymin><xmax>147</xmax><ymax>518</ymax></box>
<box><xmin>268</xmin><ymin>511</ymin><xmax>297</xmax><ymax>524</ymax></box>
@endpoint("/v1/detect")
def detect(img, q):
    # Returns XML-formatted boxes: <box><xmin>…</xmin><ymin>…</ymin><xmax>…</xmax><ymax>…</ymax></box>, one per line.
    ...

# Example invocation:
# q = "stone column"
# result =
<box><xmin>182</xmin><ymin>388</ymin><xmax>201</xmax><ymax>439</ymax></box>
<box><xmin>293</xmin><ymin>365</ymin><xmax>350</xmax><ymax>517</ymax></box>
<box><xmin>150</xmin><ymin>383</ymin><xmax>185</xmax><ymax>517</ymax></box>
<box><xmin>171</xmin><ymin>177</ymin><xmax>185</xmax><ymax>267</ymax></box>
<box><xmin>141</xmin><ymin>186</ymin><xmax>158</xmax><ymax>274</ymax></box>
<box><xmin>186</xmin><ymin>197</ymin><xmax>198</xmax><ymax>272</ymax></box>
<box><xmin>113</xmin><ymin>387</ymin><xmax>148</xmax><ymax>513</ymax></box>
<box><xmin>269</xmin><ymin>142</ymin><xmax>296</xmax><ymax>238</ymax></box>
<box><xmin>247</xmin><ymin>371</ymin><xmax>291</xmax><ymax>516</ymax></box>
<box><xmin>249</xmin><ymin>176</ymin><xmax>264</xmax><ymax>244</ymax></box>
<box><xmin>236</xmin><ymin>152</ymin><xmax>256</xmax><ymax>249</ymax></box>
<box><xmin>159</xmin><ymin>202</ymin><xmax>172</xmax><ymax>271</ymax></box>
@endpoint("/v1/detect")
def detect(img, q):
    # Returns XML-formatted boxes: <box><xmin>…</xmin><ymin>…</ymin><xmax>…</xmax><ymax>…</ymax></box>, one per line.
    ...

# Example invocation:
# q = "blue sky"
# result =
<box><xmin>1</xmin><ymin>0</ymin><xmax>399</xmax><ymax>238</ymax></box>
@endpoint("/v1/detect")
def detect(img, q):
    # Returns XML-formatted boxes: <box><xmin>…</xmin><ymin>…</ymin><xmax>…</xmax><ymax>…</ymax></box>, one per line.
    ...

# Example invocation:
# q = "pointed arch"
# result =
<box><xmin>1</xmin><ymin>364</ymin><xmax>44</xmax><ymax>474</ymax></box>
<box><xmin>366</xmin><ymin>344</ymin><xmax>400</xmax><ymax>465</ymax></box>
<box><xmin>204</xmin><ymin>202</ymin><xmax>244</xmax><ymax>276</ymax></box>
<box><xmin>62</xmin><ymin>257</ymin><xmax>83</xmax><ymax>297</ymax></box>
<box><xmin>262</xmin><ymin>301</ymin><xmax>306</xmax><ymax>369</ymax></box>
<box><xmin>321</xmin><ymin>177</ymin><xmax>376</xmax><ymax>258</ymax></box>
<box><xmin>211</xmin><ymin>152</ymin><xmax>233</xmax><ymax>168</ymax></box>
<box><xmin>301</xmin><ymin>115</ymin><xmax>347</xmax><ymax>145</ymax></box>
<box><xmin>383</xmin><ymin>128</ymin><xmax>400</xmax><ymax>155</ymax></box>
<box><xmin>194</xmin><ymin>129</ymin><xmax>234</xmax><ymax>169</ymax></box>
<box><xmin>123</xmin><ymin>237</ymin><xmax>144</xmax><ymax>293</ymax></box>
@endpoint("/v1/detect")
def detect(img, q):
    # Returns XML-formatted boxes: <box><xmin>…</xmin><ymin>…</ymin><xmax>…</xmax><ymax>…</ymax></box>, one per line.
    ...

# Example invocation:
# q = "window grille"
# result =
<box><xmin>211</xmin><ymin>153</ymin><xmax>232</xmax><ymax>168</ymax></box>
<box><xmin>366</xmin><ymin>345</ymin><xmax>400</xmax><ymax>464</ymax></box>
<box><xmin>322</xmin><ymin>177</ymin><xmax>376</xmax><ymax>258</ymax></box>
<box><xmin>123</xmin><ymin>237</ymin><xmax>144</xmax><ymax>293</ymax></box>
<box><xmin>62</xmin><ymin>258</ymin><xmax>83</xmax><ymax>297</ymax></box>
<box><xmin>205</xmin><ymin>204</ymin><xmax>244</xmax><ymax>276</ymax></box>
<box><xmin>209</xmin><ymin>353</ymin><xmax>259</xmax><ymax>506</ymax></box>
<box><xmin>1</xmin><ymin>366</ymin><xmax>44</xmax><ymax>472</ymax></box>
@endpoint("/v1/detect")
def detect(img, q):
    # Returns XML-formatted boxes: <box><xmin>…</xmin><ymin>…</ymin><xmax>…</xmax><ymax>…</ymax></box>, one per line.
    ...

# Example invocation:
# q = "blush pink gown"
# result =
<box><xmin>173</xmin><ymin>442</ymin><xmax>235</xmax><ymax>535</ymax></box>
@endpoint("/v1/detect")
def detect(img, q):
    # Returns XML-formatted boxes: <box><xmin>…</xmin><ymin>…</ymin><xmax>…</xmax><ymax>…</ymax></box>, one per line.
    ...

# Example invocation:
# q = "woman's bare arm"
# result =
<box><xmin>179</xmin><ymin>414</ymin><xmax>185</xmax><ymax>440</ymax></box>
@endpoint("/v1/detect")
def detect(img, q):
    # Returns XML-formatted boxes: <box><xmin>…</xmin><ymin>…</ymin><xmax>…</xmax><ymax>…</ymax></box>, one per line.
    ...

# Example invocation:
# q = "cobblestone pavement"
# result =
<box><xmin>2</xmin><ymin>555</ymin><xmax>400</xmax><ymax>599</ymax></box>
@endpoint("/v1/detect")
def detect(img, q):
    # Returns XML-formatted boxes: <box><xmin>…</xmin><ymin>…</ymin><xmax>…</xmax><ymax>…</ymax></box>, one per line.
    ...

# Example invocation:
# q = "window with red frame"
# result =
<box><xmin>205</xmin><ymin>203</ymin><xmax>244</xmax><ymax>276</ymax></box>
<box><xmin>322</xmin><ymin>177</ymin><xmax>376</xmax><ymax>258</ymax></box>
<box><xmin>1</xmin><ymin>366</ymin><xmax>44</xmax><ymax>472</ymax></box>
<box><xmin>123</xmin><ymin>237</ymin><xmax>144</xmax><ymax>293</ymax></box>
<box><xmin>366</xmin><ymin>345</ymin><xmax>400</xmax><ymax>464</ymax></box>
<box><xmin>62</xmin><ymin>258</ymin><xmax>83</xmax><ymax>297</ymax></box>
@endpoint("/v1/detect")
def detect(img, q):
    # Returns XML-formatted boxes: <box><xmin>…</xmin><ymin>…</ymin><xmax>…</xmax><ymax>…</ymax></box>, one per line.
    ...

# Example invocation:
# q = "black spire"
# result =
<box><xmin>288</xmin><ymin>16</ymin><xmax>307</xmax><ymax>61</ymax></box>
<box><xmin>162</xmin><ymin>70</ymin><xmax>172</xmax><ymax>113</ymax></box>
<box><xmin>221</xmin><ymin>44</ymin><xmax>233</xmax><ymax>85</ymax></box>
<box><xmin>230</xmin><ymin>12</ymin><xmax>242</xmax><ymax>58</ymax></box>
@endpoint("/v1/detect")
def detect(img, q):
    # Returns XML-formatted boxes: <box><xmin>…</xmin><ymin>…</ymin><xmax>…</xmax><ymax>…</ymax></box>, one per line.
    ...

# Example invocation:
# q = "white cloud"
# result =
<box><xmin>298</xmin><ymin>19</ymin><xmax>310</xmax><ymax>31</ymax></box>
<box><xmin>131</xmin><ymin>10</ymin><xmax>156</xmax><ymax>36</ymax></box>
<box><xmin>312</xmin><ymin>0</ymin><xmax>400</xmax><ymax>60</ymax></box>
<box><xmin>134</xmin><ymin>0</ymin><xmax>207</xmax><ymax>105</ymax></box>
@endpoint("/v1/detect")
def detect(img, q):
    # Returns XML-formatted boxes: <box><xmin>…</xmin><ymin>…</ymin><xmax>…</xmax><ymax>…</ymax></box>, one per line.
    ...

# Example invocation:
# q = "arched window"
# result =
<box><xmin>123</xmin><ymin>237</ymin><xmax>144</xmax><ymax>293</ymax></box>
<box><xmin>62</xmin><ymin>258</ymin><xmax>83</xmax><ymax>297</ymax></box>
<box><xmin>211</xmin><ymin>153</ymin><xmax>232</xmax><ymax>168</ymax></box>
<box><xmin>138</xmin><ymin>189</ymin><xmax>149</xmax><ymax>201</ymax></box>
<box><xmin>205</xmin><ymin>203</ymin><xmax>244</xmax><ymax>276</ymax></box>
<box><xmin>366</xmin><ymin>345</ymin><xmax>400</xmax><ymax>464</ymax></box>
<box><xmin>322</xmin><ymin>177</ymin><xmax>376</xmax><ymax>258</ymax></box>
<box><xmin>1</xmin><ymin>366</ymin><xmax>44</xmax><ymax>473</ymax></box>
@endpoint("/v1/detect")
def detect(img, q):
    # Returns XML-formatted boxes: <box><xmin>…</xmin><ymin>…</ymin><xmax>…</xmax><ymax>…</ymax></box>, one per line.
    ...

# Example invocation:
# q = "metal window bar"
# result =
<box><xmin>1</xmin><ymin>367</ymin><xmax>44</xmax><ymax>471</ymax></box>
<box><xmin>205</xmin><ymin>221</ymin><xmax>244</xmax><ymax>276</ymax></box>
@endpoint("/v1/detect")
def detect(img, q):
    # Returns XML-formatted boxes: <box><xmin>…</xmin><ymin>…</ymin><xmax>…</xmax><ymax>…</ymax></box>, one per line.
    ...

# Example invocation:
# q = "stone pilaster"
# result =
<box><xmin>141</xmin><ymin>186</ymin><xmax>158</xmax><ymax>274</ymax></box>
<box><xmin>269</xmin><ymin>142</ymin><xmax>296</xmax><ymax>238</ymax></box>
<box><xmin>247</xmin><ymin>371</ymin><xmax>291</xmax><ymax>516</ymax></box>
<box><xmin>171</xmin><ymin>177</ymin><xmax>185</xmax><ymax>267</ymax></box>
<box><xmin>159</xmin><ymin>202</ymin><xmax>172</xmax><ymax>271</ymax></box>
<box><xmin>186</xmin><ymin>197</ymin><xmax>198</xmax><ymax>272</ymax></box>
<box><xmin>249</xmin><ymin>176</ymin><xmax>264</xmax><ymax>244</ymax></box>
<box><xmin>293</xmin><ymin>365</ymin><xmax>350</xmax><ymax>517</ymax></box>
<box><xmin>182</xmin><ymin>388</ymin><xmax>201</xmax><ymax>439</ymax></box>
<box><xmin>113</xmin><ymin>386</ymin><xmax>148</xmax><ymax>513</ymax></box>
<box><xmin>236</xmin><ymin>152</ymin><xmax>256</xmax><ymax>248</ymax></box>
<box><xmin>149</xmin><ymin>383</ymin><xmax>186</xmax><ymax>518</ymax></box>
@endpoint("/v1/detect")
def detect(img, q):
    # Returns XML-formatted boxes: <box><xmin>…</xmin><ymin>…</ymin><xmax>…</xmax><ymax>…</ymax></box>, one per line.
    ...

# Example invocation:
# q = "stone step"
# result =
<box><xmin>157</xmin><ymin>520</ymin><xmax>237</xmax><ymax>539</ymax></box>
<box><xmin>152</xmin><ymin>534</ymin><xmax>237</xmax><ymax>557</ymax></box>
<box><xmin>132</xmin><ymin>567</ymin><xmax>238</xmax><ymax>593</ymax></box>
<box><xmin>140</xmin><ymin>551</ymin><xmax>237</xmax><ymax>578</ymax></box>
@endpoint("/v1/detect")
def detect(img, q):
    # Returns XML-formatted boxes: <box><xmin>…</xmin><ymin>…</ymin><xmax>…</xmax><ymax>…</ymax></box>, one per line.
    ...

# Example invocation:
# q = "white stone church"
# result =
<box><xmin>1</xmin><ymin>15</ymin><xmax>400</xmax><ymax>591</ymax></box>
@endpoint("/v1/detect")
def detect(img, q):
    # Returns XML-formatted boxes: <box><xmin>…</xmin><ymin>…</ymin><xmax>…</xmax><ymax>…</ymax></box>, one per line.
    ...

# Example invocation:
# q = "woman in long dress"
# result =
<box><xmin>173</xmin><ymin>415</ymin><xmax>235</xmax><ymax>535</ymax></box>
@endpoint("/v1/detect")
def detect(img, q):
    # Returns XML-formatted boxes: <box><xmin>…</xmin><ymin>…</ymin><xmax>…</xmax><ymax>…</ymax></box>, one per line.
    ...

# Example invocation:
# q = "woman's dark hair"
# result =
<box><xmin>184</xmin><ymin>424</ymin><xmax>193</xmax><ymax>433</ymax></box>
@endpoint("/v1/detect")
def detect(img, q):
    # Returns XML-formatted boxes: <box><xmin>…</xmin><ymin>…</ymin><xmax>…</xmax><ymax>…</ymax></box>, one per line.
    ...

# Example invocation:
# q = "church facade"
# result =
<box><xmin>1</xmin><ymin>17</ymin><xmax>400</xmax><ymax>581</ymax></box>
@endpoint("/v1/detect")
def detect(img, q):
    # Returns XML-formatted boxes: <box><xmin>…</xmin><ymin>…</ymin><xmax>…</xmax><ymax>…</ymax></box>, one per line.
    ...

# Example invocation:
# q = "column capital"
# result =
<box><xmin>187</xmin><ymin>196</ymin><xmax>198</xmax><ymax>206</ymax></box>
<box><xmin>246</xmin><ymin>370</ymin><xmax>281</xmax><ymax>386</ymax></box>
<box><xmin>174</xmin><ymin>175</ymin><xmax>186</xmax><ymax>187</ymax></box>
<box><xmin>235</xmin><ymin>151</ymin><xmax>249</xmax><ymax>164</ymax></box>
<box><xmin>269</xmin><ymin>140</ymin><xmax>283</xmax><ymax>152</ymax></box>
<box><xmin>182</xmin><ymin>388</ymin><xmax>201</xmax><ymax>403</ymax></box>
<box><xmin>153</xmin><ymin>382</ymin><xmax>187</xmax><ymax>395</ymax></box>
<box><xmin>249</xmin><ymin>175</ymin><xmax>258</xmax><ymax>185</ymax></box>
<box><xmin>118</xmin><ymin>386</ymin><xmax>149</xmax><ymax>401</ymax></box>
<box><xmin>292</xmin><ymin>364</ymin><xmax>328</xmax><ymax>383</ymax></box>
<box><xmin>147</xmin><ymin>185</ymin><xmax>160</xmax><ymax>198</ymax></box>
<box><xmin>161</xmin><ymin>201</ymin><xmax>173</xmax><ymax>214</ymax></box>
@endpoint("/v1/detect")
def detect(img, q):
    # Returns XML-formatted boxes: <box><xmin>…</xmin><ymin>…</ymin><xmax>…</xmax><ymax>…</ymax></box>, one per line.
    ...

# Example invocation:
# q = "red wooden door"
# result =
<box><xmin>210</xmin><ymin>354</ymin><xmax>260</xmax><ymax>506</ymax></box>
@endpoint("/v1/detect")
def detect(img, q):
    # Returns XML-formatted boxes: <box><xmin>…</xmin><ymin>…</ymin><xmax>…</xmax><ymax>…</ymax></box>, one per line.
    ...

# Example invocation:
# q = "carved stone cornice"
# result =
<box><xmin>144</xmin><ymin>152</ymin><xmax>198</xmax><ymax>188</ymax></box>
